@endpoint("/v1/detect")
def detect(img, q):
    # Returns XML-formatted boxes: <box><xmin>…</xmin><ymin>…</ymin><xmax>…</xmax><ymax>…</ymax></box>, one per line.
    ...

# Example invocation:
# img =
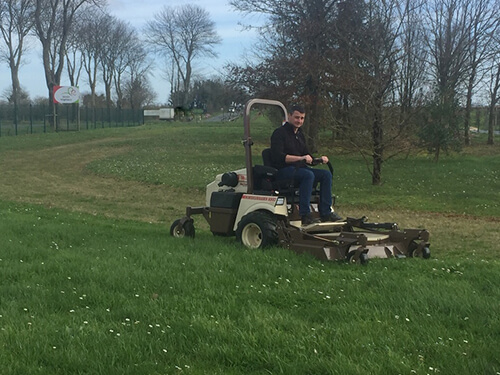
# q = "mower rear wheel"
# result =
<box><xmin>236</xmin><ymin>211</ymin><xmax>278</xmax><ymax>249</ymax></box>
<box><xmin>170</xmin><ymin>219</ymin><xmax>195</xmax><ymax>238</ymax></box>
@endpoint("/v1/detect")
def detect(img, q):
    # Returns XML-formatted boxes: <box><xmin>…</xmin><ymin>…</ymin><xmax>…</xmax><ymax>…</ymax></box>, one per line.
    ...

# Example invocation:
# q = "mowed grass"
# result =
<box><xmin>0</xmin><ymin>118</ymin><xmax>500</xmax><ymax>374</ymax></box>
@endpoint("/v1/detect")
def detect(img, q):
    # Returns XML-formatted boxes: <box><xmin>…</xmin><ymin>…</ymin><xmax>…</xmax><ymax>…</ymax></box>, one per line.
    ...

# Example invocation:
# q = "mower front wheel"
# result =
<box><xmin>408</xmin><ymin>241</ymin><xmax>431</xmax><ymax>259</ymax></box>
<box><xmin>411</xmin><ymin>245</ymin><xmax>431</xmax><ymax>259</ymax></box>
<box><xmin>347</xmin><ymin>250</ymin><xmax>369</xmax><ymax>265</ymax></box>
<box><xmin>236</xmin><ymin>211</ymin><xmax>278</xmax><ymax>249</ymax></box>
<box><xmin>170</xmin><ymin>219</ymin><xmax>195</xmax><ymax>238</ymax></box>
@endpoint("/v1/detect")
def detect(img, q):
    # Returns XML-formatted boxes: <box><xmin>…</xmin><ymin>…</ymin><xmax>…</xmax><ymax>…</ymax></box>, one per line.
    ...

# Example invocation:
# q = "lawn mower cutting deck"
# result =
<box><xmin>170</xmin><ymin>98</ymin><xmax>430</xmax><ymax>264</ymax></box>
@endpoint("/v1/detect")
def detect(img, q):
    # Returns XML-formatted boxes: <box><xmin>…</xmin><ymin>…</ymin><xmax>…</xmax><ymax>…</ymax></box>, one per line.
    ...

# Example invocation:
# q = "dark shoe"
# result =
<box><xmin>320</xmin><ymin>212</ymin><xmax>343</xmax><ymax>222</ymax></box>
<box><xmin>301</xmin><ymin>213</ymin><xmax>320</xmax><ymax>225</ymax></box>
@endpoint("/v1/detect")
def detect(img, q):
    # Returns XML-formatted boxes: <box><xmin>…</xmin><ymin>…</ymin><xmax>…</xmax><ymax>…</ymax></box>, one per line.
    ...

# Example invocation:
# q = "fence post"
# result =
<box><xmin>77</xmin><ymin>104</ymin><xmax>80</xmax><ymax>131</ymax></box>
<box><xmin>30</xmin><ymin>104</ymin><xmax>33</xmax><ymax>134</ymax></box>
<box><xmin>54</xmin><ymin>103</ymin><xmax>58</xmax><ymax>132</ymax></box>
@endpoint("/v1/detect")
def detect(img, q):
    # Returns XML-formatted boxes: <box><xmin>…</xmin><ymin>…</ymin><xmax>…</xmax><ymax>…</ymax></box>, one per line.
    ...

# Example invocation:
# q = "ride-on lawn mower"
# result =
<box><xmin>170</xmin><ymin>99</ymin><xmax>430</xmax><ymax>264</ymax></box>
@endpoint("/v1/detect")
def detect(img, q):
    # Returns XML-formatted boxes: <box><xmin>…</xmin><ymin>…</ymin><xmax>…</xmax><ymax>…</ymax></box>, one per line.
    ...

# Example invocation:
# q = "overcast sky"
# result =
<box><xmin>0</xmin><ymin>0</ymin><xmax>262</xmax><ymax>104</ymax></box>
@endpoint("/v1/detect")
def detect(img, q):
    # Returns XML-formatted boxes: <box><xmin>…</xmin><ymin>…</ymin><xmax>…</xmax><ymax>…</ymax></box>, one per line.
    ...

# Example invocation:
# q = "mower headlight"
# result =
<box><xmin>276</xmin><ymin>197</ymin><xmax>285</xmax><ymax>206</ymax></box>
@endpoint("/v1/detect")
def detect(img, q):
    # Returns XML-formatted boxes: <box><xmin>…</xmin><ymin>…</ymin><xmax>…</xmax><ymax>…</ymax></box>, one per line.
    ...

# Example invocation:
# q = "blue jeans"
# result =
<box><xmin>275</xmin><ymin>166</ymin><xmax>333</xmax><ymax>217</ymax></box>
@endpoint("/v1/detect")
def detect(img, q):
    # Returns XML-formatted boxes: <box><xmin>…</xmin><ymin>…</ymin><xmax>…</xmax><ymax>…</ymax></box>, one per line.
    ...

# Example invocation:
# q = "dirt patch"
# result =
<box><xmin>0</xmin><ymin>139</ymin><xmax>203</xmax><ymax>223</ymax></box>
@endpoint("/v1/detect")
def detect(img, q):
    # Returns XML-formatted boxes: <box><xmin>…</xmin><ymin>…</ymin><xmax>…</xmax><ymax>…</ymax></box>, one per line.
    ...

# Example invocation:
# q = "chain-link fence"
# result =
<box><xmin>0</xmin><ymin>104</ymin><xmax>144</xmax><ymax>137</ymax></box>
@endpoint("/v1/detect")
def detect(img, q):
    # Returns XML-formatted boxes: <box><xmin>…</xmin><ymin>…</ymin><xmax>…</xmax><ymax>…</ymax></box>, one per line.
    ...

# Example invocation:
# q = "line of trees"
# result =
<box><xmin>228</xmin><ymin>0</ymin><xmax>500</xmax><ymax>183</ymax></box>
<box><xmin>0</xmin><ymin>0</ymin><xmax>154</xmax><ymax>118</ymax></box>
<box><xmin>0</xmin><ymin>0</ymin><xmax>232</xmax><ymax>123</ymax></box>
<box><xmin>1</xmin><ymin>0</ymin><xmax>499</xmax><ymax>184</ymax></box>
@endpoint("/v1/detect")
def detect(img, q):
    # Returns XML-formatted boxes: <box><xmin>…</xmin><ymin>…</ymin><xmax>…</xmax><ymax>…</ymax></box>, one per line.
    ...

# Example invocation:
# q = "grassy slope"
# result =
<box><xmin>0</xmin><ymin>119</ymin><xmax>499</xmax><ymax>374</ymax></box>
<box><xmin>1</xmin><ymin>201</ymin><xmax>499</xmax><ymax>375</ymax></box>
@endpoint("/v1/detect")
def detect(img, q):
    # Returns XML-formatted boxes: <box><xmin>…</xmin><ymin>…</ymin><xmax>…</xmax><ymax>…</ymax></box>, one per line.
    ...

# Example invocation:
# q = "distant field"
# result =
<box><xmin>0</xmin><ymin>118</ymin><xmax>499</xmax><ymax>374</ymax></box>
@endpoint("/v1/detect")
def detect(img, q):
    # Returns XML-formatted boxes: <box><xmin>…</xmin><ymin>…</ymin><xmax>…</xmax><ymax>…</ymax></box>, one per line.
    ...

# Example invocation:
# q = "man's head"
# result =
<box><xmin>288</xmin><ymin>105</ymin><xmax>305</xmax><ymax>131</ymax></box>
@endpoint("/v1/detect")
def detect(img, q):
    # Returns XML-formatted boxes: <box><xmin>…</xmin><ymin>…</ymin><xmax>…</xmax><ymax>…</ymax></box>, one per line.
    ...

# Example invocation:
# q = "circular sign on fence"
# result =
<box><xmin>53</xmin><ymin>86</ymin><xmax>80</xmax><ymax>104</ymax></box>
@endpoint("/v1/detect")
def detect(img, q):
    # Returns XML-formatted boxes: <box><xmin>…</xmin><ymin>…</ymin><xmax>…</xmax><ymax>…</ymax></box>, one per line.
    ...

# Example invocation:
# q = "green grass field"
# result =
<box><xmin>0</xmin><ymin>118</ymin><xmax>499</xmax><ymax>374</ymax></box>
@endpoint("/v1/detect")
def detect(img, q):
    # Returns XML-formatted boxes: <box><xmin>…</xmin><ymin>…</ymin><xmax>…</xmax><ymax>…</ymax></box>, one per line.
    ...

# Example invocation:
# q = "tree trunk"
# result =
<box><xmin>372</xmin><ymin>121</ymin><xmax>383</xmax><ymax>185</ymax></box>
<box><xmin>10</xmin><ymin>64</ymin><xmax>21</xmax><ymax>127</ymax></box>
<box><xmin>305</xmin><ymin>100</ymin><xmax>320</xmax><ymax>153</ymax></box>
<box><xmin>487</xmin><ymin>103</ymin><xmax>495</xmax><ymax>145</ymax></box>
<box><xmin>434</xmin><ymin>144</ymin><xmax>441</xmax><ymax>162</ymax></box>
<box><xmin>372</xmin><ymin>96</ymin><xmax>384</xmax><ymax>185</ymax></box>
<box><xmin>464</xmin><ymin>79</ymin><xmax>473</xmax><ymax>146</ymax></box>
<box><xmin>104</xmin><ymin>78</ymin><xmax>113</xmax><ymax>121</ymax></box>
<box><xmin>48</xmin><ymin>84</ymin><xmax>57</xmax><ymax>131</ymax></box>
<box><xmin>39</xmin><ymin>37</ymin><xmax>57</xmax><ymax>129</ymax></box>
<box><xmin>487</xmin><ymin>65</ymin><xmax>500</xmax><ymax>145</ymax></box>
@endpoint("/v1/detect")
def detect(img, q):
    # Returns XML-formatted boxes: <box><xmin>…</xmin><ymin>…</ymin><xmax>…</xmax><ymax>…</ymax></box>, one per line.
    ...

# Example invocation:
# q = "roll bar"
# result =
<box><xmin>243</xmin><ymin>99</ymin><xmax>288</xmax><ymax>194</ymax></box>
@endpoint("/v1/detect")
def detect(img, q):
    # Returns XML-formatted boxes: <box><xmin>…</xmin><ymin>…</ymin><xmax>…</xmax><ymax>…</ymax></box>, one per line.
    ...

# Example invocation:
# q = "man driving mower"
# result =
<box><xmin>269</xmin><ymin>104</ymin><xmax>343</xmax><ymax>225</ymax></box>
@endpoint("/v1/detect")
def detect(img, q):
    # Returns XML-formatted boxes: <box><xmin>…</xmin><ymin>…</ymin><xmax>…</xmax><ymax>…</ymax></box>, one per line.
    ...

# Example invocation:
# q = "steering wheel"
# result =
<box><xmin>310</xmin><ymin>158</ymin><xmax>334</xmax><ymax>174</ymax></box>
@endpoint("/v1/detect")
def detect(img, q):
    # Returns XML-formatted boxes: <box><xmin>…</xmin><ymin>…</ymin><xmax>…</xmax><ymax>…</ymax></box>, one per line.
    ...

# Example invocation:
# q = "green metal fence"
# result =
<box><xmin>0</xmin><ymin>104</ymin><xmax>144</xmax><ymax>137</ymax></box>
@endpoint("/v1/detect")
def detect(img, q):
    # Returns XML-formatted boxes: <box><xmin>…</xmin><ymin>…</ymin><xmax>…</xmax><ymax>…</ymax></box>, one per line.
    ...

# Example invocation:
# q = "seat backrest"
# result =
<box><xmin>252</xmin><ymin>149</ymin><xmax>277</xmax><ymax>193</ymax></box>
<box><xmin>261</xmin><ymin>148</ymin><xmax>273</xmax><ymax>167</ymax></box>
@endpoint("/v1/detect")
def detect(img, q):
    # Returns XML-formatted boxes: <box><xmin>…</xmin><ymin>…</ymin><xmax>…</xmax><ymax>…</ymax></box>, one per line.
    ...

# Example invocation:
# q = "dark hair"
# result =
<box><xmin>289</xmin><ymin>104</ymin><xmax>305</xmax><ymax>114</ymax></box>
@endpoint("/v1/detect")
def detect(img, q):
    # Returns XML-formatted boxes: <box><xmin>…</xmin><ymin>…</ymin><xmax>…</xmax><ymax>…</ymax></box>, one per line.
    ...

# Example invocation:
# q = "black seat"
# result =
<box><xmin>251</xmin><ymin>149</ymin><xmax>281</xmax><ymax>193</ymax></box>
<box><xmin>260</xmin><ymin>148</ymin><xmax>301</xmax><ymax>190</ymax></box>
<box><xmin>253</xmin><ymin>165</ymin><xmax>276</xmax><ymax>192</ymax></box>
<box><xmin>253</xmin><ymin>149</ymin><xmax>299</xmax><ymax>200</ymax></box>
<box><xmin>259</xmin><ymin>148</ymin><xmax>321</xmax><ymax>203</ymax></box>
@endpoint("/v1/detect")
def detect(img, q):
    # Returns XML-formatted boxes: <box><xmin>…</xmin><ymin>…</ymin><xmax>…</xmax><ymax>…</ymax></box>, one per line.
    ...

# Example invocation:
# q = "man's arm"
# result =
<box><xmin>285</xmin><ymin>154</ymin><xmax>313</xmax><ymax>164</ymax></box>
<box><xmin>271</xmin><ymin>126</ymin><xmax>314</xmax><ymax>166</ymax></box>
<box><xmin>270</xmin><ymin>128</ymin><xmax>288</xmax><ymax>168</ymax></box>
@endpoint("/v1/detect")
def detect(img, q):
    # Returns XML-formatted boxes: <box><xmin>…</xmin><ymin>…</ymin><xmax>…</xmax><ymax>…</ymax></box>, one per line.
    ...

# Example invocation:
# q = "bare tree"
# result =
<box><xmin>98</xmin><ymin>18</ymin><xmax>137</xmax><ymax>112</ymax></box>
<box><xmin>336</xmin><ymin>0</ymin><xmax>416</xmax><ymax>184</ymax></box>
<box><xmin>0</xmin><ymin>0</ymin><xmax>35</xmax><ymax>114</ymax></box>
<box><xmin>144</xmin><ymin>4</ymin><xmax>221</xmax><ymax>107</ymax></box>
<box><xmin>424</xmin><ymin>0</ymin><xmax>473</xmax><ymax>100</ymax></box>
<box><xmin>123</xmin><ymin>72</ymin><xmax>156</xmax><ymax>109</ymax></box>
<box><xmin>33</xmin><ymin>0</ymin><xmax>105</xmax><ymax>127</ymax></box>
<box><xmin>420</xmin><ymin>0</ymin><xmax>474</xmax><ymax>161</ymax></box>
<box><xmin>65</xmin><ymin>36</ymin><xmax>83</xmax><ymax>88</ymax></box>
<box><xmin>485</xmin><ymin>34</ymin><xmax>500</xmax><ymax>145</ymax></box>
<box><xmin>112</xmin><ymin>32</ymin><xmax>149</xmax><ymax>110</ymax></box>
<box><xmin>71</xmin><ymin>8</ymin><xmax>108</xmax><ymax>108</ymax></box>
<box><xmin>462</xmin><ymin>0</ymin><xmax>499</xmax><ymax>145</ymax></box>
<box><xmin>229</xmin><ymin>0</ymin><xmax>341</xmax><ymax>151</ymax></box>
<box><xmin>396</xmin><ymin>0</ymin><xmax>427</xmax><ymax>115</ymax></box>
<box><xmin>229</xmin><ymin>0</ymin><xmax>421</xmax><ymax>184</ymax></box>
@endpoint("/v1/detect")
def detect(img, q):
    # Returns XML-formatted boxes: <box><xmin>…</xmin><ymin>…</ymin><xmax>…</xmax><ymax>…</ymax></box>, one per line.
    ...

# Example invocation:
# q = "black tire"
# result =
<box><xmin>235</xmin><ymin>211</ymin><xmax>278</xmax><ymax>249</ymax></box>
<box><xmin>170</xmin><ymin>219</ymin><xmax>195</xmax><ymax>238</ymax></box>
<box><xmin>420</xmin><ymin>246</ymin><xmax>431</xmax><ymax>259</ymax></box>
<box><xmin>409</xmin><ymin>242</ymin><xmax>431</xmax><ymax>259</ymax></box>
<box><xmin>347</xmin><ymin>250</ymin><xmax>369</xmax><ymax>265</ymax></box>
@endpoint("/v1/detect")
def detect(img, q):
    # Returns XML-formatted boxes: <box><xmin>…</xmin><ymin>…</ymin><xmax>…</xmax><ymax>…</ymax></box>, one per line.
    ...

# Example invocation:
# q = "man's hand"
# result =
<box><xmin>321</xmin><ymin>156</ymin><xmax>329</xmax><ymax>164</ymax></box>
<box><xmin>303</xmin><ymin>154</ymin><xmax>313</xmax><ymax>164</ymax></box>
